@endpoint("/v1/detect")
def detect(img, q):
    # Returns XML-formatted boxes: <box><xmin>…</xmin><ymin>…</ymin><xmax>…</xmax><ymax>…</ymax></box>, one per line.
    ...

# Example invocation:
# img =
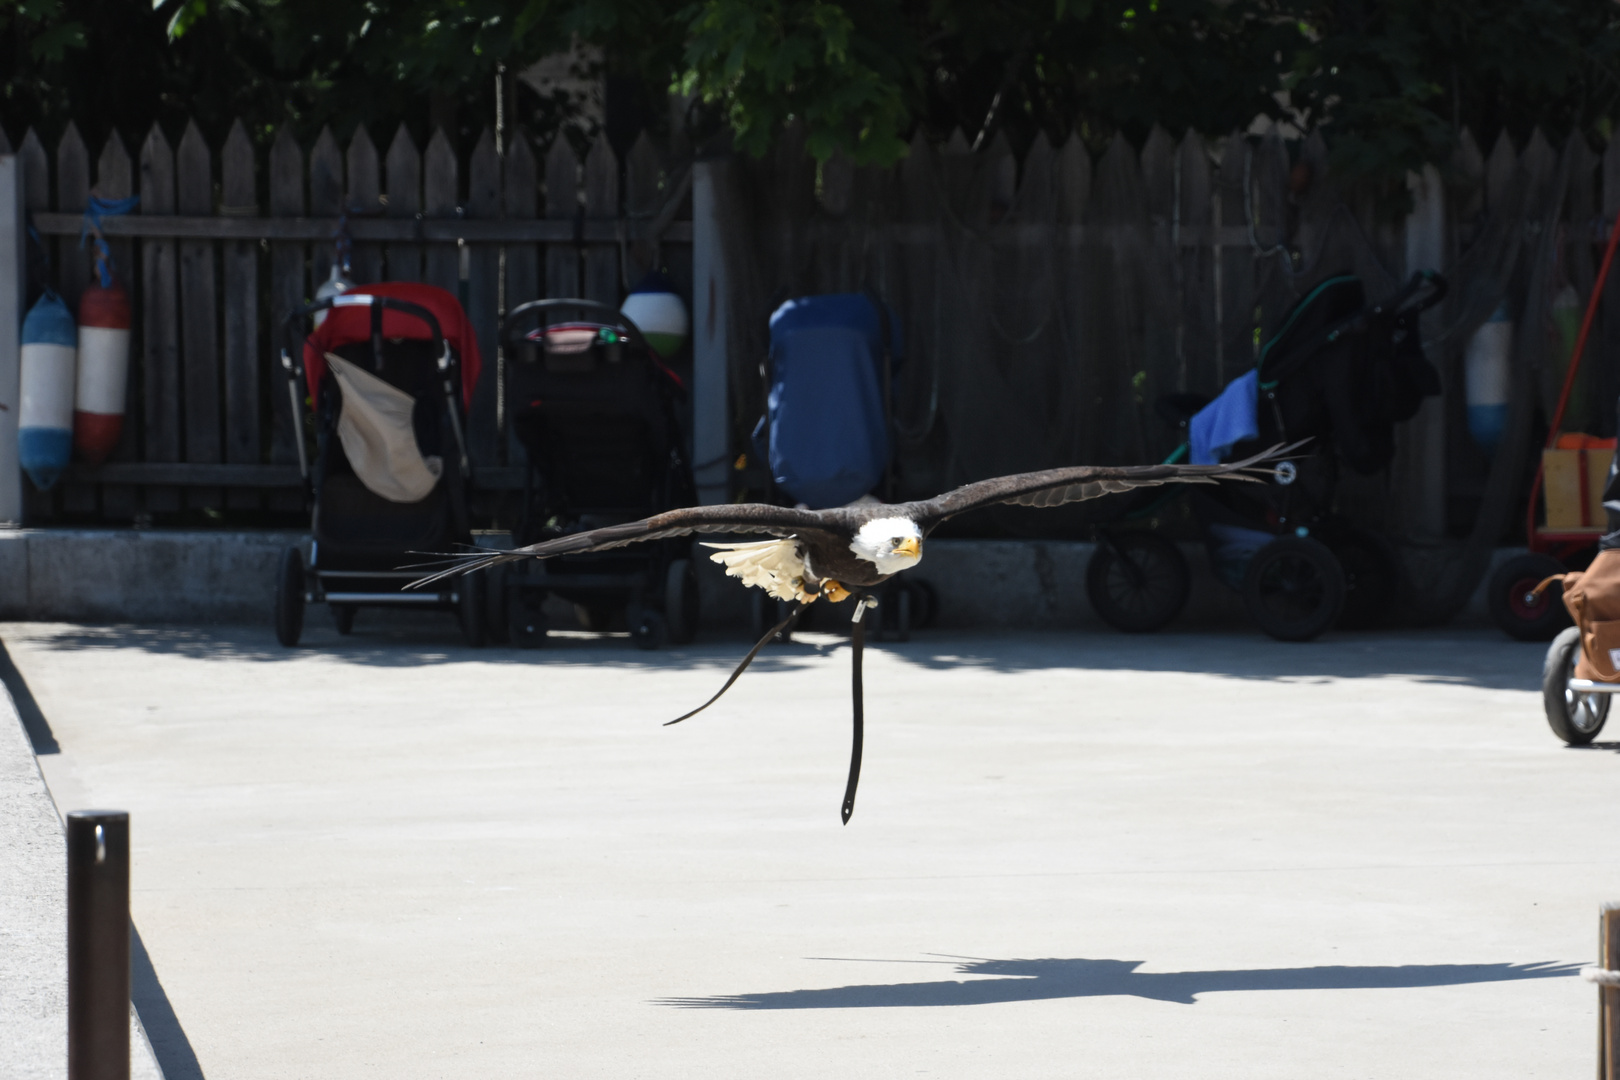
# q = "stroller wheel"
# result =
<box><xmin>507</xmin><ymin>592</ymin><xmax>547</xmax><ymax>648</ymax></box>
<box><xmin>1328</xmin><ymin>532</ymin><xmax>1398</xmax><ymax>630</ymax></box>
<box><xmin>629</xmin><ymin>605</ymin><xmax>665</xmax><ymax>651</ymax></box>
<box><xmin>332</xmin><ymin>604</ymin><xmax>357</xmax><ymax>636</ymax></box>
<box><xmin>1488</xmin><ymin>553</ymin><xmax>1571</xmax><ymax>642</ymax></box>
<box><xmin>1086</xmin><ymin>532</ymin><xmax>1190</xmax><ymax>633</ymax></box>
<box><xmin>1242</xmin><ymin>537</ymin><xmax>1344</xmax><ymax>642</ymax></box>
<box><xmin>274</xmin><ymin>546</ymin><xmax>305</xmax><ymax>648</ymax></box>
<box><xmin>458</xmin><ymin>571</ymin><xmax>487</xmax><ymax>648</ymax></box>
<box><xmin>1544</xmin><ymin>626</ymin><xmax>1610</xmax><ymax>745</ymax></box>
<box><xmin>665</xmin><ymin>559</ymin><xmax>700</xmax><ymax>645</ymax></box>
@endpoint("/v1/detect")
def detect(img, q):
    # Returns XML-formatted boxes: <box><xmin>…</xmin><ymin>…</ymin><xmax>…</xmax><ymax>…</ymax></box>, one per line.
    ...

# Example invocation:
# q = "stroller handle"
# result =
<box><xmin>502</xmin><ymin>297</ymin><xmax>653</xmax><ymax>354</ymax></box>
<box><xmin>282</xmin><ymin>293</ymin><xmax>446</xmax><ymax>358</ymax></box>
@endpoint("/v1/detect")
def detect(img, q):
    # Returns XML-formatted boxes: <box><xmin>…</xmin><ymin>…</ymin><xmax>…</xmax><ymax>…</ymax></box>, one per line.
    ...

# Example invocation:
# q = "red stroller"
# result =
<box><xmin>273</xmin><ymin>282</ymin><xmax>484</xmax><ymax>646</ymax></box>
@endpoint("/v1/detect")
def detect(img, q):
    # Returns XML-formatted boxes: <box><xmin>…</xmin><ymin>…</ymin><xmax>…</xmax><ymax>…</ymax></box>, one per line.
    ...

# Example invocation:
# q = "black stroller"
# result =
<box><xmin>273</xmin><ymin>283</ymin><xmax>483</xmax><ymax>647</ymax></box>
<box><xmin>1086</xmin><ymin>271</ymin><xmax>1447</xmax><ymax>641</ymax></box>
<box><xmin>494</xmin><ymin>298</ymin><xmax>698</xmax><ymax>649</ymax></box>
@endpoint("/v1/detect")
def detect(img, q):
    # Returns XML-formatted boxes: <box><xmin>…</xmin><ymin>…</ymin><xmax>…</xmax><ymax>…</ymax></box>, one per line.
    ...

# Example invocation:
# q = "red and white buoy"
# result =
<box><xmin>73</xmin><ymin>280</ymin><xmax>131</xmax><ymax>464</ymax></box>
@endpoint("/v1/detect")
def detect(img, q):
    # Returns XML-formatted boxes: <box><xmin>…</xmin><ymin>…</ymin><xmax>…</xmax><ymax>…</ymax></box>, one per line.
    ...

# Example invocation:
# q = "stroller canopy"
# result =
<box><xmin>764</xmin><ymin>293</ymin><xmax>902</xmax><ymax>509</ymax></box>
<box><xmin>302</xmin><ymin>282</ymin><xmax>482</xmax><ymax>409</ymax></box>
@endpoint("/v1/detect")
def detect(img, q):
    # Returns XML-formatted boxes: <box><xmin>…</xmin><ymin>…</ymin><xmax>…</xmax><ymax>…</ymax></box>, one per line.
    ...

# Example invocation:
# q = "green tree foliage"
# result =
<box><xmin>2</xmin><ymin>0</ymin><xmax>1617</xmax><ymax>197</ymax></box>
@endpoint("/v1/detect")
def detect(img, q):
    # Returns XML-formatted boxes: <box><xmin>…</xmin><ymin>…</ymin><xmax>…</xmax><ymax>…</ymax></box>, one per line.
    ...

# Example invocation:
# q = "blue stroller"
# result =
<box><xmin>750</xmin><ymin>292</ymin><xmax>937</xmax><ymax>640</ymax></box>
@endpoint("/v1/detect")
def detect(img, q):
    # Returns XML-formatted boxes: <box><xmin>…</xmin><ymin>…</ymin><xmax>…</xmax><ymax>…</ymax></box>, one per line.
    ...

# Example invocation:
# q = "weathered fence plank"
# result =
<box><xmin>385</xmin><ymin>124</ymin><xmax>422</xmax><ymax>281</ymax></box>
<box><xmin>1216</xmin><ymin>132</ymin><xmax>1256</xmax><ymax>386</ymax></box>
<box><xmin>54</xmin><ymin>124</ymin><xmax>90</xmax><ymax>311</ymax></box>
<box><xmin>545</xmin><ymin>137</ymin><xmax>580</xmax><ymax>299</ymax></box>
<box><xmin>220</xmin><ymin>120</ymin><xmax>260</xmax><ymax>510</ymax></box>
<box><xmin>423</xmin><ymin>128</ymin><xmax>459</xmax><ymax>296</ymax></box>
<box><xmin>503</xmin><ymin>130</ymin><xmax>540</xmax><ymax>460</ymax></box>
<box><xmin>1177</xmin><ymin>130</ymin><xmax>1217</xmax><ymax>396</ymax></box>
<box><xmin>268</xmin><ymin>125</ymin><xmax>304</xmax><ymax>478</ymax></box>
<box><xmin>308</xmin><ymin>125</ymin><xmax>343</xmax><ymax>286</ymax></box>
<box><xmin>347</xmin><ymin>125</ymin><xmax>382</xmax><ymax>284</ymax></box>
<box><xmin>1091</xmin><ymin>132</ymin><xmax>1149</xmax><ymax>463</ymax></box>
<box><xmin>138</xmin><ymin>126</ymin><xmax>180</xmax><ymax>513</ymax></box>
<box><xmin>464</xmin><ymin>127</ymin><xmax>501</xmax><ymax>466</ymax></box>
<box><xmin>623</xmin><ymin>132</ymin><xmax>662</xmax><ymax>285</ymax></box>
<box><xmin>583</xmin><ymin>134</ymin><xmax>619</xmax><ymax>304</ymax></box>
<box><xmin>18</xmin><ymin>130</ymin><xmax>47</xmax><ymax>216</ymax></box>
<box><xmin>1139</xmin><ymin>125</ymin><xmax>1180</xmax><ymax>443</ymax></box>
<box><xmin>177</xmin><ymin>120</ymin><xmax>221</xmax><ymax>508</ymax></box>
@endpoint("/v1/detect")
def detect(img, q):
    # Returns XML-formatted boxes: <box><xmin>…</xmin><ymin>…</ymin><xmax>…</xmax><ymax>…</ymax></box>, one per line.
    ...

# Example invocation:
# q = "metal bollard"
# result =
<box><xmin>66</xmin><ymin>810</ymin><xmax>129</xmax><ymax>1080</ymax></box>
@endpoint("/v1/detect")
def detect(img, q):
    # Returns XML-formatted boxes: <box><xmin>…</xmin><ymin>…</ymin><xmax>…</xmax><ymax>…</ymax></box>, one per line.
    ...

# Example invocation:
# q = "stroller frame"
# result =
<box><xmin>273</xmin><ymin>290</ymin><xmax>480</xmax><ymax>646</ymax></box>
<box><xmin>494</xmin><ymin>298</ymin><xmax>699</xmax><ymax>649</ymax></box>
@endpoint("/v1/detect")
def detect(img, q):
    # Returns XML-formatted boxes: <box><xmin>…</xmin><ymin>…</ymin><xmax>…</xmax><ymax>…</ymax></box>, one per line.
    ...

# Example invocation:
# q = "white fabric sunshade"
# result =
<box><xmin>324</xmin><ymin>352</ymin><xmax>443</xmax><ymax>503</ymax></box>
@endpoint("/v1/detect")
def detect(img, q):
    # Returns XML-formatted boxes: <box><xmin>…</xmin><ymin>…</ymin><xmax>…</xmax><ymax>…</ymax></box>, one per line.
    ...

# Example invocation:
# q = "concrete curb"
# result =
<box><xmin>0</xmin><ymin>527</ymin><xmax>1510</xmax><ymax>630</ymax></box>
<box><xmin>0</xmin><ymin>655</ymin><xmax>164</xmax><ymax>1078</ymax></box>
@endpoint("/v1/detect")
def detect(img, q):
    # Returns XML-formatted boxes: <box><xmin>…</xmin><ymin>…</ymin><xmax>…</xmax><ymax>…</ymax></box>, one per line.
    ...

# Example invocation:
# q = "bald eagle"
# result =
<box><xmin>413</xmin><ymin>445</ymin><xmax>1289</xmax><ymax>822</ymax></box>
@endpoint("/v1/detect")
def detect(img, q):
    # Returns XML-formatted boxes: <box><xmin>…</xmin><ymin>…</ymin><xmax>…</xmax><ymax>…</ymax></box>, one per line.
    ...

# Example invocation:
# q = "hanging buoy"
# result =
<box><xmin>18</xmin><ymin>291</ymin><xmax>77</xmax><ymax>490</ymax></box>
<box><xmin>73</xmin><ymin>279</ymin><xmax>132</xmax><ymax>464</ymax></box>
<box><xmin>620</xmin><ymin>271</ymin><xmax>689</xmax><ymax>359</ymax></box>
<box><xmin>312</xmin><ymin>262</ymin><xmax>352</xmax><ymax>328</ymax></box>
<box><xmin>1465</xmin><ymin>303</ymin><xmax>1513</xmax><ymax>450</ymax></box>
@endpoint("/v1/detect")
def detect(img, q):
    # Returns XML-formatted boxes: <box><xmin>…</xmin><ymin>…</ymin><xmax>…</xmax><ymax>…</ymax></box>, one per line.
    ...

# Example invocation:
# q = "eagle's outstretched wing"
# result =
<box><xmin>906</xmin><ymin>443</ymin><xmax>1296</xmax><ymax>533</ymax></box>
<box><xmin>407</xmin><ymin>503</ymin><xmax>847</xmax><ymax>589</ymax></box>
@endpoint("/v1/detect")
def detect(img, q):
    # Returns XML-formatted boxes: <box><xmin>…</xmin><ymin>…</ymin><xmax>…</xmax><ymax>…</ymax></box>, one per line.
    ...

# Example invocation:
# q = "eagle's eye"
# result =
<box><xmin>891</xmin><ymin>538</ymin><xmax>902</xmax><ymax>548</ymax></box>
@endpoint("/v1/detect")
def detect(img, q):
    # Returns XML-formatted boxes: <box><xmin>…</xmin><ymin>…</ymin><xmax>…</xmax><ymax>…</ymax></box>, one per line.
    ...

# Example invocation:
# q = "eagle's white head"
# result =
<box><xmin>850</xmin><ymin>517</ymin><xmax>924</xmax><ymax>574</ymax></box>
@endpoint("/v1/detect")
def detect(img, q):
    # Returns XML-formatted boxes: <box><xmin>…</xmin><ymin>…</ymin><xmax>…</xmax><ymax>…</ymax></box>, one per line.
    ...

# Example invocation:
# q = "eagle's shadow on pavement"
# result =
<box><xmin>657</xmin><ymin>954</ymin><xmax>1581</xmax><ymax>1009</ymax></box>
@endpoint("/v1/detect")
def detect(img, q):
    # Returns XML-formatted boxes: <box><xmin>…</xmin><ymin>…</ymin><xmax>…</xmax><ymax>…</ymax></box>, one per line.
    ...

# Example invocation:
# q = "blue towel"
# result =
<box><xmin>1189</xmin><ymin>370</ymin><xmax>1259</xmax><ymax>464</ymax></box>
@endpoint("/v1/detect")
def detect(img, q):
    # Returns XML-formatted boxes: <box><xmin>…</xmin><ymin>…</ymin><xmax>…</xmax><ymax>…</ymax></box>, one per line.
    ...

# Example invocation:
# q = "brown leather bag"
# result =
<box><xmin>1536</xmin><ymin>548</ymin><xmax>1620</xmax><ymax>682</ymax></box>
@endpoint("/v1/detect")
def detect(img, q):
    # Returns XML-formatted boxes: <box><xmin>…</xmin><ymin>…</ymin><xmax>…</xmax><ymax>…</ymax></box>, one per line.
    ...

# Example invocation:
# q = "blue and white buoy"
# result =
<box><xmin>620</xmin><ymin>271</ymin><xmax>689</xmax><ymax>360</ymax></box>
<box><xmin>18</xmin><ymin>291</ymin><xmax>78</xmax><ymax>490</ymax></box>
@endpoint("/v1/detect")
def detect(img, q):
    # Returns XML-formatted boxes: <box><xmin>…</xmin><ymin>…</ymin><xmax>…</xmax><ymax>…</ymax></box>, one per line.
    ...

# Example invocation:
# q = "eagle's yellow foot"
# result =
<box><xmin>821</xmin><ymin>581</ymin><xmax>851</xmax><ymax>603</ymax></box>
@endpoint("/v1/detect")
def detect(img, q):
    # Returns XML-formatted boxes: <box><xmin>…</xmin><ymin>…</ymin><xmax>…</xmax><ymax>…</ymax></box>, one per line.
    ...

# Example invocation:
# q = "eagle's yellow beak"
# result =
<box><xmin>895</xmin><ymin>537</ymin><xmax>921</xmax><ymax>560</ymax></box>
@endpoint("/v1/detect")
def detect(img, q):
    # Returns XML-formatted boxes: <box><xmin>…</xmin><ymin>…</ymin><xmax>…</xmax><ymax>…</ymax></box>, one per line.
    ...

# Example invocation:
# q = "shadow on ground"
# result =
<box><xmin>4</xmin><ymin>616</ymin><xmax>1548</xmax><ymax>692</ymax></box>
<box><xmin>657</xmin><ymin>954</ymin><xmax>1582</xmax><ymax>1009</ymax></box>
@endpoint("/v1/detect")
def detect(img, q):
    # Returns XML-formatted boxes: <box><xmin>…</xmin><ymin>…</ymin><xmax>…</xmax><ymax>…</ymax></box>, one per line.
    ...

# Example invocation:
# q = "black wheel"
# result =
<box><xmin>628</xmin><ymin>605</ymin><xmax>664</xmax><ymax>650</ymax></box>
<box><xmin>508</xmin><ymin>590</ymin><xmax>547</xmax><ymax>648</ymax></box>
<box><xmin>1086</xmin><ymin>532</ymin><xmax>1191</xmax><ymax>633</ymax></box>
<box><xmin>1329</xmin><ymin>532</ymin><xmax>1398</xmax><ymax>630</ymax></box>
<box><xmin>458</xmin><ymin>571</ymin><xmax>486</xmax><ymax>647</ymax></box>
<box><xmin>274</xmin><ymin>546</ymin><xmax>305</xmax><ymax>647</ymax></box>
<box><xmin>1489</xmin><ymin>553</ymin><xmax>1571</xmax><ymax>642</ymax></box>
<box><xmin>1241</xmin><ymin>536</ymin><xmax>1345</xmax><ymax>642</ymax></box>
<box><xmin>332</xmin><ymin>604</ymin><xmax>356</xmax><ymax>635</ymax></box>
<box><xmin>749</xmin><ymin>591</ymin><xmax>794</xmax><ymax>644</ymax></box>
<box><xmin>1544</xmin><ymin>626</ymin><xmax>1611</xmax><ymax>745</ymax></box>
<box><xmin>665</xmin><ymin>559</ymin><xmax>700</xmax><ymax>645</ymax></box>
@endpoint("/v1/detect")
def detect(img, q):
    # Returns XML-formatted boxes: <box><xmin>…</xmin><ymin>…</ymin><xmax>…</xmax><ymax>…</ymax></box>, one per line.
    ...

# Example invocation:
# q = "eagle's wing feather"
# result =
<box><xmin>408</xmin><ymin>503</ymin><xmax>847</xmax><ymax>589</ymax></box>
<box><xmin>907</xmin><ymin>443</ymin><xmax>1295</xmax><ymax>532</ymax></box>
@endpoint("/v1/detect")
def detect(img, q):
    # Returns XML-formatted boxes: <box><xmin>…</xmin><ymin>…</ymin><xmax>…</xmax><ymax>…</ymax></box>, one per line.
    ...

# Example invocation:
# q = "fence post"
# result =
<box><xmin>691</xmin><ymin>158</ymin><xmax>730</xmax><ymax>505</ymax></box>
<box><xmin>1395</xmin><ymin>164</ymin><xmax>1447</xmax><ymax>538</ymax></box>
<box><xmin>0</xmin><ymin>152</ymin><xmax>21</xmax><ymax>524</ymax></box>
<box><xmin>66</xmin><ymin>809</ymin><xmax>130</xmax><ymax>1080</ymax></box>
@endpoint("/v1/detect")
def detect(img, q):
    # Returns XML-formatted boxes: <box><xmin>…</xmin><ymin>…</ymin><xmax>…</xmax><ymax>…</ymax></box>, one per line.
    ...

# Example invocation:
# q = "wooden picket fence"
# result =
<box><xmin>710</xmin><ymin>122</ymin><xmax>1617</xmax><ymax>538</ymax></box>
<box><xmin>3</xmin><ymin>114</ymin><xmax>1616</xmax><ymax>538</ymax></box>
<box><xmin>0</xmin><ymin>118</ymin><xmax>692</xmax><ymax>521</ymax></box>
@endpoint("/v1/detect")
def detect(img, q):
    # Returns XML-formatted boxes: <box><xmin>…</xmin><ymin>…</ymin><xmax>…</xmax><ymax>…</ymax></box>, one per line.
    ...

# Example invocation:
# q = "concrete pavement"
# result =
<box><xmin>2</xmin><ymin>616</ymin><xmax>1614</xmax><ymax>1078</ymax></box>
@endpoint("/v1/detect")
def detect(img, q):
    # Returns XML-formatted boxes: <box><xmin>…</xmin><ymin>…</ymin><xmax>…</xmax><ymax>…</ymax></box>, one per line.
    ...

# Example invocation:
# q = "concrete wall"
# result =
<box><xmin>0</xmin><ymin>527</ymin><xmax>1510</xmax><ymax>631</ymax></box>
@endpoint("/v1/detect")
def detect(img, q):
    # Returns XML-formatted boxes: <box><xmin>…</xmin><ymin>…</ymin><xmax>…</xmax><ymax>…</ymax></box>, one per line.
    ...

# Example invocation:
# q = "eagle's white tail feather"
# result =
<box><xmin>703</xmin><ymin>538</ymin><xmax>810</xmax><ymax>602</ymax></box>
